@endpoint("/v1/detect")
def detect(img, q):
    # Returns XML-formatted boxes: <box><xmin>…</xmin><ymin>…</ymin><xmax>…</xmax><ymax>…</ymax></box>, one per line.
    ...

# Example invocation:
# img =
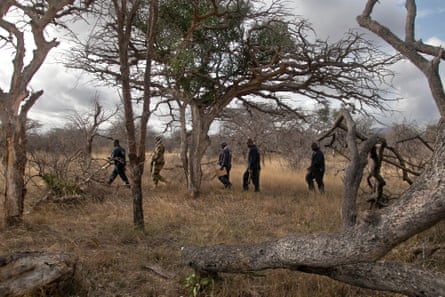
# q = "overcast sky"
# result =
<box><xmin>286</xmin><ymin>0</ymin><xmax>445</xmax><ymax>127</ymax></box>
<box><xmin>1</xmin><ymin>0</ymin><xmax>444</xmax><ymax>131</ymax></box>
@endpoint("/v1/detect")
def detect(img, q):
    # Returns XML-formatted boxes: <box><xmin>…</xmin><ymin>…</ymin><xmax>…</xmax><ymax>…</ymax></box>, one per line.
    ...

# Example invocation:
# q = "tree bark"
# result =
<box><xmin>0</xmin><ymin>252</ymin><xmax>78</xmax><ymax>297</ymax></box>
<box><xmin>302</xmin><ymin>262</ymin><xmax>445</xmax><ymax>297</ymax></box>
<box><xmin>2</xmin><ymin>110</ymin><xmax>28</xmax><ymax>226</ymax></box>
<box><xmin>178</xmin><ymin>102</ymin><xmax>190</xmax><ymax>188</ymax></box>
<box><xmin>188</xmin><ymin>105</ymin><xmax>211</xmax><ymax>198</ymax></box>
<box><xmin>112</xmin><ymin>0</ymin><xmax>147</xmax><ymax>228</ymax></box>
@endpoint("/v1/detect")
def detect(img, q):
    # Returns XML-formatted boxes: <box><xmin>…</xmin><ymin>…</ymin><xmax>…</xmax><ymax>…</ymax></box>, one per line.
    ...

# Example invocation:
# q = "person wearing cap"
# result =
<box><xmin>217</xmin><ymin>141</ymin><xmax>232</xmax><ymax>189</ymax></box>
<box><xmin>150</xmin><ymin>136</ymin><xmax>166</xmax><ymax>187</ymax></box>
<box><xmin>243</xmin><ymin>138</ymin><xmax>261</xmax><ymax>192</ymax></box>
<box><xmin>107</xmin><ymin>139</ymin><xmax>130</xmax><ymax>187</ymax></box>
<box><xmin>305</xmin><ymin>142</ymin><xmax>325</xmax><ymax>193</ymax></box>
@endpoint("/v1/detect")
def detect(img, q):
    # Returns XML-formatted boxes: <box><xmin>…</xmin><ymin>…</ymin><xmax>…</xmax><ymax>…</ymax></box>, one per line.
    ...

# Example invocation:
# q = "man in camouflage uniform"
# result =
<box><xmin>150</xmin><ymin>136</ymin><xmax>166</xmax><ymax>187</ymax></box>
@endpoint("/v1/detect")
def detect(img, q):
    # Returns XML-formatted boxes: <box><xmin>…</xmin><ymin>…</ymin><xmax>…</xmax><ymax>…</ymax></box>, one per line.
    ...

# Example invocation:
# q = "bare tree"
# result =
<box><xmin>68</xmin><ymin>0</ymin><xmax>159</xmax><ymax>228</ymax></box>
<box><xmin>181</xmin><ymin>1</ymin><xmax>445</xmax><ymax>295</ymax></box>
<box><xmin>0</xmin><ymin>0</ymin><xmax>88</xmax><ymax>226</ymax></box>
<box><xmin>66</xmin><ymin>96</ymin><xmax>119</xmax><ymax>158</ymax></box>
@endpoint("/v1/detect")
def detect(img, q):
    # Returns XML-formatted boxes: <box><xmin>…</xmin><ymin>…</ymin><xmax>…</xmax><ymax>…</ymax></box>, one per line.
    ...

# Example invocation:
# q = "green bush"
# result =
<box><xmin>41</xmin><ymin>174</ymin><xmax>82</xmax><ymax>196</ymax></box>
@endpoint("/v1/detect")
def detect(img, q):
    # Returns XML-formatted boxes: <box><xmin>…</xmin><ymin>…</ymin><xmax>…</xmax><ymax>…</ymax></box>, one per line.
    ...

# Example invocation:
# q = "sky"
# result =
<box><xmin>286</xmin><ymin>0</ymin><xmax>445</xmax><ymax>127</ymax></box>
<box><xmin>0</xmin><ymin>0</ymin><xmax>444</xmax><ymax>132</ymax></box>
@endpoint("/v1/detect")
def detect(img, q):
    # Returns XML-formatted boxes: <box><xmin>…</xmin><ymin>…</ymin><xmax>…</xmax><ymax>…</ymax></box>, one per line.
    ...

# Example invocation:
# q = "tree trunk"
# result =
<box><xmin>179</xmin><ymin>102</ymin><xmax>189</xmax><ymax>188</ymax></box>
<box><xmin>188</xmin><ymin>105</ymin><xmax>211</xmax><ymax>198</ymax></box>
<box><xmin>0</xmin><ymin>0</ymin><xmax>81</xmax><ymax>227</ymax></box>
<box><xmin>340</xmin><ymin>111</ymin><xmax>384</xmax><ymax>229</ymax></box>
<box><xmin>302</xmin><ymin>261</ymin><xmax>445</xmax><ymax>297</ymax></box>
<box><xmin>2</xmin><ymin>114</ymin><xmax>27</xmax><ymax>226</ymax></box>
<box><xmin>113</xmin><ymin>0</ymin><xmax>145</xmax><ymax>228</ymax></box>
<box><xmin>131</xmin><ymin>162</ymin><xmax>144</xmax><ymax>229</ymax></box>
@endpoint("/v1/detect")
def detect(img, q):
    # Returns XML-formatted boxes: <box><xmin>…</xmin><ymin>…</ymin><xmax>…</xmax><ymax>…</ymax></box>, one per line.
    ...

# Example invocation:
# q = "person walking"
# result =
<box><xmin>107</xmin><ymin>139</ymin><xmax>130</xmax><ymax>187</ymax></box>
<box><xmin>150</xmin><ymin>136</ymin><xmax>166</xmax><ymax>188</ymax></box>
<box><xmin>305</xmin><ymin>142</ymin><xmax>325</xmax><ymax>193</ymax></box>
<box><xmin>217</xmin><ymin>141</ymin><xmax>232</xmax><ymax>189</ymax></box>
<box><xmin>243</xmin><ymin>138</ymin><xmax>261</xmax><ymax>192</ymax></box>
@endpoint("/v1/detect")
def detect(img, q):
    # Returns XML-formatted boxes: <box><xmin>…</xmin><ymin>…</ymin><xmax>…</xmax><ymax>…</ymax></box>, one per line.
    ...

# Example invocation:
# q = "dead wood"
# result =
<box><xmin>301</xmin><ymin>261</ymin><xmax>445</xmax><ymax>297</ymax></box>
<box><xmin>32</xmin><ymin>192</ymin><xmax>84</xmax><ymax>208</ymax></box>
<box><xmin>0</xmin><ymin>252</ymin><xmax>78</xmax><ymax>297</ymax></box>
<box><xmin>144</xmin><ymin>264</ymin><xmax>174</xmax><ymax>280</ymax></box>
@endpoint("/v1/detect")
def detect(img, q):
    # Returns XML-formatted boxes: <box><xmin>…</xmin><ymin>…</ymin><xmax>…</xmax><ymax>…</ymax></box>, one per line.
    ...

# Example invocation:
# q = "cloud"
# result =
<box><xmin>381</xmin><ymin>60</ymin><xmax>440</xmax><ymax>126</ymax></box>
<box><xmin>23</xmin><ymin>50</ymin><xmax>121</xmax><ymax>129</ymax></box>
<box><xmin>425</xmin><ymin>37</ymin><xmax>445</xmax><ymax>47</ymax></box>
<box><xmin>286</xmin><ymin>0</ymin><xmax>442</xmax><ymax>126</ymax></box>
<box><xmin>0</xmin><ymin>26</ymin><xmax>121</xmax><ymax>131</ymax></box>
<box><xmin>286</xmin><ymin>0</ymin><xmax>405</xmax><ymax>40</ymax></box>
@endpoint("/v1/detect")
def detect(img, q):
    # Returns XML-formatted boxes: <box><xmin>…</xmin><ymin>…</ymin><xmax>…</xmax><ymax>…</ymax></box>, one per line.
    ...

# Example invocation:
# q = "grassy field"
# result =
<box><xmin>0</xmin><ymin>154</ymin><xmax>442</xmax><ymax>297</ymax></box>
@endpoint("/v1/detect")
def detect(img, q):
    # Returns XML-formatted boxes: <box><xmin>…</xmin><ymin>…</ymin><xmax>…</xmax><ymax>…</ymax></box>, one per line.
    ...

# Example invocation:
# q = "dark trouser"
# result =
<box><xmin>243</xmin><ymin>169</ymin><xmax>260</xmax><ymax>192</ymax></box>
<box><xmin>305</xmin><ymin>170</ymin><xmax>324</xmax><ymax>193</ymax></box>
<box><xmin>108</xmin><ymin>164</ymin><xmax>130</xmax><ymax>185</ymax></box>
<box><xmin>218</xmin><ymin>168</ymin><xmax>231</xmax><ymax>188</ymax></box>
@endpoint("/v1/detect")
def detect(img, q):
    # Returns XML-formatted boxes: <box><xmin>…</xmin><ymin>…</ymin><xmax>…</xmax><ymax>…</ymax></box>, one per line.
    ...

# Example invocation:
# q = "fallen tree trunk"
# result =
<box><xmin>302</xmin><ymin>262</ymin><xmax>445</xmax><ymax>297</ymax></box>
<box><xmin>182</xmin><ymin>190</ymin><xmax>445</xmax><ymax>296</ymax></box>
<box><xmin>0</xmin><ymin>252</ymin><xmax>78</xmax><ymax>297</ymax></box>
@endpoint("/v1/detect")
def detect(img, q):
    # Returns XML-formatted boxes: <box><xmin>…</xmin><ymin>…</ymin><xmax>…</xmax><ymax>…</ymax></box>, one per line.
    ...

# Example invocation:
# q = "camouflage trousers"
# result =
<box><xmin>152</xmin><ymin>164</ymin><xmax>165</xmax><ymax>184</ymax></box>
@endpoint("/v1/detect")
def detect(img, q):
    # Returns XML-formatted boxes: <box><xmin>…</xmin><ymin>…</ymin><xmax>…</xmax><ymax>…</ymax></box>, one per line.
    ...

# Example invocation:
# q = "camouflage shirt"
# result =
<box><xmin>151</xmin><ymin>142</ymin><xmax>165</xmax><ymax>166</ymax></box>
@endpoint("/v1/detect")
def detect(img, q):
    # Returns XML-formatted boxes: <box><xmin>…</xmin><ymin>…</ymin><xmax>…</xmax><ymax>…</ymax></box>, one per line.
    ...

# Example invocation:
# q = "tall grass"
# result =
<box><xmin>0</xmin><ymin>155</ymin><xmax>442</xmax><ymax>296</ymax></box>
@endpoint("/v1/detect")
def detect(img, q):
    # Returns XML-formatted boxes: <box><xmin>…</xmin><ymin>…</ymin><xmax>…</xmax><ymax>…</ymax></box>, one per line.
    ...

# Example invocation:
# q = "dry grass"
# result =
<box><xmin>0</xmin><ymin>155</ymin><xmax>442</xmax><ymax>297</ymax></box>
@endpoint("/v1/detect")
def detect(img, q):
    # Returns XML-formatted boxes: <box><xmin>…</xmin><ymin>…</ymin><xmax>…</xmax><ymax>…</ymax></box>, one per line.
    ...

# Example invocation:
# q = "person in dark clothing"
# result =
<box><xmin>305</xmin><ymin>142</ymin><xmax>325</xmax><ymax>193</ymax></box>
<box><xmin>107</xmin><ymin>139</ymin><xmax>130</xmax><ymax>187</ymax></box>
<box><xmin>243</xmin><ymin>138</ymin><xmax>261</xmax><ymax>192</ymax></box>
<box><xmin>218</xmin><ymin>141</ymin><xmax>232</xmax><ymax>189</ymax></box>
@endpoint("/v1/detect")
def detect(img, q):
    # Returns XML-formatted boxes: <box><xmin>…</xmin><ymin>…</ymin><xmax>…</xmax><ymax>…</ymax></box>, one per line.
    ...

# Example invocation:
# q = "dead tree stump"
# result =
<box><xmin>0</xmin><ymin>252</ymin><xmax>78</xmax><ymax>296</ymax></box>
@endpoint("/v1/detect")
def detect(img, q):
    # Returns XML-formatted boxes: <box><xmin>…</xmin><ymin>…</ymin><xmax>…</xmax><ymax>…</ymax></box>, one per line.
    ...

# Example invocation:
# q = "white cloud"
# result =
<box><xmin>27</xmin><ymin>59</ymin><xmax>121</xmax><ymax>129</ymax></box>
<box><xmin>425</xmin><ymin>37</ymin><xmax>445</xmax><ymax>47</ymax></box>
<box><xmin>286</xmin><ymin>0</ymin><xmax>405</xmax><ymax>40</ymax></box>
<box><xmin>382</xmin><ymin>60</ymin><xmax>440</xmax><ymax>126</ymax></box>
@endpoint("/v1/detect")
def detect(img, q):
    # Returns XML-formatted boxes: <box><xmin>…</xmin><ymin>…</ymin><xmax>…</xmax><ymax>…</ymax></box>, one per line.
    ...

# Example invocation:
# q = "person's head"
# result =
<box><xmin>221</xmin><ymin>141</ymin><xmax>227</xmax><ymax>149</ymax></box>
<box><xmin>113</xmin><ymin>139</ymin><xmax>120</xmax><ymax>147</ymax></box>
<box><xmin>247</xmin><ymin>138</ymin><xmax>254</xmax><ymax>147</ymax></box>
<box><xmin>311</xmin><ymin>142</ymin><xmax>319</xmax><ymax>151</ymax></box>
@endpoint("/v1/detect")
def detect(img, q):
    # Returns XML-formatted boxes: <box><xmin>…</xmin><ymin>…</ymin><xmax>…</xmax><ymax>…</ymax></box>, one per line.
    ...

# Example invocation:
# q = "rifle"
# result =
<box><xmin>82</xmin><ymin>161</ymin><xmax>112</xmax><ymax>184</ymax></box>
<box><xmin>110</xmin><ymin>157</ymin><xmax>125</xmax><ymax>165</ymax></box>
<box><xmin>149</xmin><ymin>161</ymin><xmax>154</xmax><ymax>176</ymax></box>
